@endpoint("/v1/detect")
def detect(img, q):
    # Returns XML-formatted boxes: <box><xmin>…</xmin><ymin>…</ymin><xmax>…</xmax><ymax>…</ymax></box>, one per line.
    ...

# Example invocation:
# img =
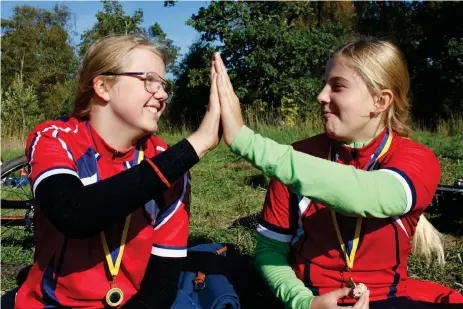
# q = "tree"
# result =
<box><xmin>1</xmin><ymin>76</ymin><xmax>44</xmax><ymax>138</ymax></box>
<box><xmin>355</xmin><ymin>1</ymin><xmax>463</xmax><ymax>127</ymax></box>
<box><xmin>42</xmin><ymin>80</ymin><xmax>77</xmax><ymax>120</ymax></box>
<box><xmin>79</xmin><ymin>1</ymin><xmax>180</xmax><ymax>73</ymax></box>
<box><xmin>183</xmin><ymin>1</ymin><xmax>355</xmax><ymax>124</ymax></box>
<box><xmin>1</xmin><ymin>3</ymin><xmax>78</xmax><ymax>118</ymax></box>
<box><xmin>166</xmin><ymin>40</ymin><xmax>215</xmax><ymax>125</ymax></box>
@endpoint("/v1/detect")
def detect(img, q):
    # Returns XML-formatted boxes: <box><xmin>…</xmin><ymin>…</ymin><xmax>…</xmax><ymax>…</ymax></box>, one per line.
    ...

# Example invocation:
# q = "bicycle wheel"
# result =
<box><xmin>431</xmin><ymin>183</ymin><xmax>463</xmax><ymax>218</ymax></box>
<box><xmin>1</xmin><ymin>155</ymin><xmax>34</xmax><ymax>234</ymax></box>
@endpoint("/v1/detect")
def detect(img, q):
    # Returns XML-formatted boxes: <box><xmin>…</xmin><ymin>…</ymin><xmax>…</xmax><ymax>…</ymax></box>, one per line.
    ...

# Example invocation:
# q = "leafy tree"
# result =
<box><xmin>79</xmin><ymin>1</ymin><xmax>180</xmax><ymax>73</ymax></box>
<box><xmin>1</xmin><ymin>76</ymin><xmax>44</xmax><ymax>138</ymax></box>
<box><xmin>178</xmin><ymin>1</ymin><xmax>355</xmax><ymax>125</ymax></box>
<box><xmin>1</xmin><ymin>3</ymin><xmax>78</xmax><ymax>120</ymax></box>
<box><xmin>42</xmin><ymin>80</ymin><xmax>77</xmax><ymax>120</ymax></box>
<box><xmin>355</xmin><ymin>1</ymin><xmax>463</xmax><ymax>127</ymax></box>
<box><xmin>166</xmin><ymin>40</ymin><xmax>215</xmax><ymax>125</ymax></box>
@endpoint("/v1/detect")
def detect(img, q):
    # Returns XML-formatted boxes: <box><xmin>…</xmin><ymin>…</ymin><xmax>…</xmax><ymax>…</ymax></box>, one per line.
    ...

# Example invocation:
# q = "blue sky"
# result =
<box><xmin>1</xmin><ymin>1</ymin><xmax>210</xmax><ymax>57</ymax></box>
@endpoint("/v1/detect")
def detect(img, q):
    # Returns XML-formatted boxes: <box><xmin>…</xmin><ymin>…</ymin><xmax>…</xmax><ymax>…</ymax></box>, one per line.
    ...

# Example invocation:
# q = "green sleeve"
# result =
<box><xmin>254</xmin><ymin>233</ymin><xmax>314</xmax><ymax>309</ymax></box>
<box><xmin>230</xmin><ymin>126</ymin><xmax>407</xmax><ymax>218</ymax></box>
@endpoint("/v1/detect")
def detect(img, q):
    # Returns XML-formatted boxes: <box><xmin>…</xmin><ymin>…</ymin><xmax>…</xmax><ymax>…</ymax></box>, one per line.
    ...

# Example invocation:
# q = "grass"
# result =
<box><xmin>1</xmin><ymin>123</ymin><xmax>462</xmax><ymax>300</ymax></box>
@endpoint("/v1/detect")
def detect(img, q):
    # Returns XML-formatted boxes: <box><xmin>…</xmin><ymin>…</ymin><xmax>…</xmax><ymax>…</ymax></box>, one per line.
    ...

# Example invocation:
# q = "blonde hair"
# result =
<box><xmin>72</xmin><ymin>34</ymin><xmax>165</xmax><ymax>119</ymax></box>
<box><xmin>334</xmin><ymin>38</ymin><xmax>445</xmax><ymax>264</ymax></box>
<box><xmin>335</xmin><ymin>38</ymin><xmax>411</xmax><ymax>137</ymax></box>
<box><xmin>412</xmin><ymin>215</ymin><xmax>445</xmax><ymax>264</ymax></box>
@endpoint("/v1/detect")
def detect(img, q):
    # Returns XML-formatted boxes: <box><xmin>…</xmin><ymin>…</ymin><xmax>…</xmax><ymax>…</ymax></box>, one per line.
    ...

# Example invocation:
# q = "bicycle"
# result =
<box><xmin>1</xmin><ymin>155</ymin><xmax>34</xmax><ymax>235</ymax></box>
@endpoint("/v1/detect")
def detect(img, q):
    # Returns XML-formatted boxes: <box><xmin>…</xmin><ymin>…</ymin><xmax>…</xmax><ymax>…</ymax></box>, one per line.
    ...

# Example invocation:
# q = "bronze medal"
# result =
<box><xmin>352</xmin><ymin>282</ymin><xmax>368</xmax><ymax>298</ymax></box>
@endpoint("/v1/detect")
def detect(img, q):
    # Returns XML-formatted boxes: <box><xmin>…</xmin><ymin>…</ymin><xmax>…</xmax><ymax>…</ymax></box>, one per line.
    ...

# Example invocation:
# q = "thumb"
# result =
<box><xmin>331</xmin><ymin>287</ymin><xmax>352</xmax><ymax>300</ymax></box>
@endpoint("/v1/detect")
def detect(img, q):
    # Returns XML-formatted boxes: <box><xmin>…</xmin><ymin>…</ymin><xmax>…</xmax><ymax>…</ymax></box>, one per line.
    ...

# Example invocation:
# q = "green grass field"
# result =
<box><xmin>1</xmin><ymin>126</ymin><xmax>462</xmax><ymax>298</ymax></box>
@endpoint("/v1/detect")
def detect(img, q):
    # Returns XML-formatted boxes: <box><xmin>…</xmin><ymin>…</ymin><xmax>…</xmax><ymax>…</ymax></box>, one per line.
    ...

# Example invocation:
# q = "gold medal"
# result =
<box><xmin>97</xmin><ymin>142</ymin><xmax>144</xmax><ymax>307</ymax></box>
<box><xmin>105</xmin><ymin>286</ymin><xmax>124</xmax><ymax>307</ymax></box>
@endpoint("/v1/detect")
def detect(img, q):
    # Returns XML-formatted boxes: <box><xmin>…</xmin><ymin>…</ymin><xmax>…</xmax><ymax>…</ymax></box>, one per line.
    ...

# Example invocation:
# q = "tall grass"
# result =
<box><xmin>2</xmin><ymin>115</ymin><xmax>462</xmax><ymax>184</ymax></box>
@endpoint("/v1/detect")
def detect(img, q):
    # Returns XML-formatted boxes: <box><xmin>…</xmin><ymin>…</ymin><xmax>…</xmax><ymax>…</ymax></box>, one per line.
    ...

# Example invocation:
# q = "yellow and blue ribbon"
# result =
<box><xmin>100</xmin><ymin>145</ymin><xmax>144</xmax><ymax>279</ymax></box>
<box><xmin>328</xmin><ymin>129</ymin><xmax>393</xmax><ymax>270</ymax></box>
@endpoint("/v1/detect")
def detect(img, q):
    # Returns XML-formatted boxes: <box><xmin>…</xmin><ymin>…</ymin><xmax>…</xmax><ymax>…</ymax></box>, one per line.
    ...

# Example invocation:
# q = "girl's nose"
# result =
<box><xmin>317</xmin><ymin>84</ymin><xmax>330</xmax><ymax>105</ymax></box>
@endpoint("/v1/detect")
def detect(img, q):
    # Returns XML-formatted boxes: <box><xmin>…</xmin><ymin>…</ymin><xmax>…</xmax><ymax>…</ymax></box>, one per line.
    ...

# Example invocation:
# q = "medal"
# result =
<box><xmin>352</xmin><ymin>283</ymin><xmax>368</xmax><ymax>298</ymax></box>
<box><xmin>105</xmin><ymin>284</ymin><xmax>124</xmax><ymax>307</ymax></box>
<box><xmin>101</xmin><ymin>216</ymin><xmax>131</xmax><ymax>307</ymax></box>
<box><xmin>99</xmin><ymin>144</ymin><xmax>145</xmax><ymax>306</ymax></box>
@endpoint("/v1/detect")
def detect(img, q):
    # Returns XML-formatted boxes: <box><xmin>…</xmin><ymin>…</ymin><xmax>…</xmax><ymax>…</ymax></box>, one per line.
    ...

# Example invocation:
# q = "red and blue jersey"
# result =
<box><xmin>15</xmin><ymin>117</ymin><xmax>191</xmax><ymax>309</ymax></box>
<box><xmin>258</xmin><ymin>128</ymin><xmax>441</xmax><ymax>303</ymax></box>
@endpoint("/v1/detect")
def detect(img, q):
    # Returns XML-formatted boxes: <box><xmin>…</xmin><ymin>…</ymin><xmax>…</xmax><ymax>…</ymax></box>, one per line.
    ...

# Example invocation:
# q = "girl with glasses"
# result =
<box><xmin>15</xmin><ymin>34</ymin><xmax>221</xmax><ymax>309</ymax></box>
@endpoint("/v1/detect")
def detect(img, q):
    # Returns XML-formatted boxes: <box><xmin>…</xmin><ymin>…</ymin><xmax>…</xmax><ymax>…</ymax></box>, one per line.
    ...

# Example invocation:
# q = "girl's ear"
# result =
<box><xmin>372</xmin><ymin>89</ymin><xmax>393</xmax><ymax>115</ymax></box>
<box><xmin>93</xmin><ymin>76</ymin><xmax>111</xmax><ymax>102</ymax></box>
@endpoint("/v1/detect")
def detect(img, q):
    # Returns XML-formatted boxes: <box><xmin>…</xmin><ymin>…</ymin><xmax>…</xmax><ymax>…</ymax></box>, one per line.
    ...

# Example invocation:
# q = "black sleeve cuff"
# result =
<box><xmin>150</xmin><ymin>138</ymin><xmax>199</xmax><ymax>184</ymax></box>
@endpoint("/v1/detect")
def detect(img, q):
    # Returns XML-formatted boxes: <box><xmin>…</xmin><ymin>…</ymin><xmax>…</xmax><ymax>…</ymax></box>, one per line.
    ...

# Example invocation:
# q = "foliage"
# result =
<box><xmin>78</xmin><ymin>0</ymin><xmax>144</xmax><ymax>57</ymax></box>
<box><xmin>1</xmin><ymin>4</ymin><xmax>78</xmax><ymax>121</ymax></box>
<box><xmin>355</xmin><ymin>1</ymin><xmax>463</xmax><ymax>128</ymax></box>
<box><xmin>280</xmin><ymin>94</ymin><xmax>300</xmax><ymax>128</ymax></box>
<box><xmin>78</xmin><ymin>0</ymin><xmax>180</xmax><ymax>73</ymax></box>
<box><xmin>186</xmin><ymin>1</ymin><xmax>354</xmax><ymax>108</ymax></box>
<box><xmin>164</xmin><ymin>1</ymin><xmax>356</xmax><ymax>125</ymax></box>
<box><xmin>165</xmin><ymin>40</ymin><xmax>216</xmax><ymax>125</ymax></box>
<box><xmin>1</xmin><ymin>76</ymin><xmax>44</xmax><ymax>138</ymax></box>
<box><xmin>2</xmin><ymin>1</ymin><xmax>463</xmax><ymax>135</ymax></box>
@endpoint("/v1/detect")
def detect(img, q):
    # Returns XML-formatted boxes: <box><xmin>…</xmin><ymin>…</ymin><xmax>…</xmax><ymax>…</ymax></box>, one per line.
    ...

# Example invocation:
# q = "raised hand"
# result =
<box><xmin>310</xmin><ymin>287</ymin><xmax>370</xmax><ymax>309</ymax></box>
<box><xmin>186</xmin><ymin>61</ymin><xmax>221</xmax><ymax>158</ymax></box>
<box><xmin>213</xmin><ymin>52</ymin><xmax>244</xmax><ymax>146</ymax></box>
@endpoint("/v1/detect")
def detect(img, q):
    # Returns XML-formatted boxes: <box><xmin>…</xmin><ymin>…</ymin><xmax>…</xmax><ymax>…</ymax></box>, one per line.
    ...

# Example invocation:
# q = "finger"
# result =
<box><xmin>216</xmin><ymin>53</ymin><xmax>235</xmax><ymax>91</ymax></box>
<box><xmin>211</xmin><ymin>60</ymin><xmax>217</xmax><ymax>83</ymax></box>
<box><xmin>220</xmin><ymin>69</ymin><xmax>235</xmax><ymax>107</ymax></box>
<box><xmin>332</xmin><ymin>287</ymin><xmax>351</xmax><ymax>300</ymax></box>
<box><xmin>364</xmin><ymin>290</ymin><xmax>370</xmax><ymax>309</ymax></box>
<box><xmin>352</xmin><ymin>290</ymin><xmax>369</xmax><ymax>309</ymax></box>
<box><xmin>213</xmin><ymin>53</ymin><xmax>231</xmax><ymax>88</ymax></box>
<box><xmin>214</xmin><ymin>60</ymin><xmax>222</xmax><ymax>81</ymax></box>
<box><xmin>208</xmin><ymin>72</ymin><xmax>219</xmax><ymax>113</ymax></box>
<box><xmin>213</xmin><ymin>55</ymin><xmax>236</xmax><ymax>108</ymax></box>
<box><xmin>214</xmin><ymin>51</ymin><xmax>221</xmax><ymax>62</ymax></box>
<box><xmin>217</xmin><ymin>54</ymin><xmax>241</xmax><ymax>106</ymax></box>
<box><xmin>216</xmin><ymin>73</ymin><xmax>230</xmax><ymax>110</ymax></box>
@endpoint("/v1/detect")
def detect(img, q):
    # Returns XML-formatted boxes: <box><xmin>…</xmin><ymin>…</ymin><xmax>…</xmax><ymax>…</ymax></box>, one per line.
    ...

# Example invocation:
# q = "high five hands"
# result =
<box><xmin>186</xmin><ymin>52</ymin><xmax>244</xmax><ymax>158</ymax></box>
<box><xmin>211</xmin><ymin>52</ymin><xmax>244</xmax><ymax>146</ymax></box>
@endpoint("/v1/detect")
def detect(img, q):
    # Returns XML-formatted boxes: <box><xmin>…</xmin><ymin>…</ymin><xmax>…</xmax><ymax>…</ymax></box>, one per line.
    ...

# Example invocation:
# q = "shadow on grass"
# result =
<box><xmin>244</xmin><ymin>174</ymin><xmax>269</xmax><ymax>190</ymax></box>
<box><xmin>0</xmin><ymin>233</ymin><xmax>34</xmax><ymax>249</ymax></box>
<box><xmin>427</xmin><ymin>214</ymin><xmax>463</xmax><ymax>237</ymax></box>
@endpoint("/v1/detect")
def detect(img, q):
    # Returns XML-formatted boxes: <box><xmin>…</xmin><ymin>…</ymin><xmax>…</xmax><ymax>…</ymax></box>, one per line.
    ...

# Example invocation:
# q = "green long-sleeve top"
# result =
<box><xmin>229</xmin><ymin>126</ymin><xmax>408</xmax><ymax>309</ymax></box>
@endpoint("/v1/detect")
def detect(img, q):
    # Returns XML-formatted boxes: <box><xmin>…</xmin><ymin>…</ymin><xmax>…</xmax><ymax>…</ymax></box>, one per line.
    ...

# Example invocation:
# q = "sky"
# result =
<box><xmin>1</xmin><ymin>0</ymin><xmax>210</xmax><ymax>57</ymax></box>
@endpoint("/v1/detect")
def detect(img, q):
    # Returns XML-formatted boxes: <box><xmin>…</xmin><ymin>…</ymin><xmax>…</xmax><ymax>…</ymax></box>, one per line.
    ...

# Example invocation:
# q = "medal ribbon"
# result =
<box><xmin>329</xmin><ymin>129</ymin><xmax>393</xmax><ymax>270</ymax></box>
<box><xmin>100</xmin><ymin>146</ymin><xmax>144</xmax><ymax>279</ymax></box>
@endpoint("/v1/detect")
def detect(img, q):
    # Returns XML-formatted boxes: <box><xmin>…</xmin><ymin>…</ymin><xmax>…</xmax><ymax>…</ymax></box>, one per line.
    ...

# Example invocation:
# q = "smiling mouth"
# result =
<box><xmin>144</xmin><ymin>106</ymin><xmax>159</xmax><ymax>114</ymax></box>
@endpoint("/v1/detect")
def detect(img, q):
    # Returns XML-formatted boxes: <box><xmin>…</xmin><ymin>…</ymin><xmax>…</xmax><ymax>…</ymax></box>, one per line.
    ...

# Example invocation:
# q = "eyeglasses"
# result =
<box><xmin>101</xmin><ymin>71</ymin><xmax>174</xmax><ymax>104</ymax></box>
